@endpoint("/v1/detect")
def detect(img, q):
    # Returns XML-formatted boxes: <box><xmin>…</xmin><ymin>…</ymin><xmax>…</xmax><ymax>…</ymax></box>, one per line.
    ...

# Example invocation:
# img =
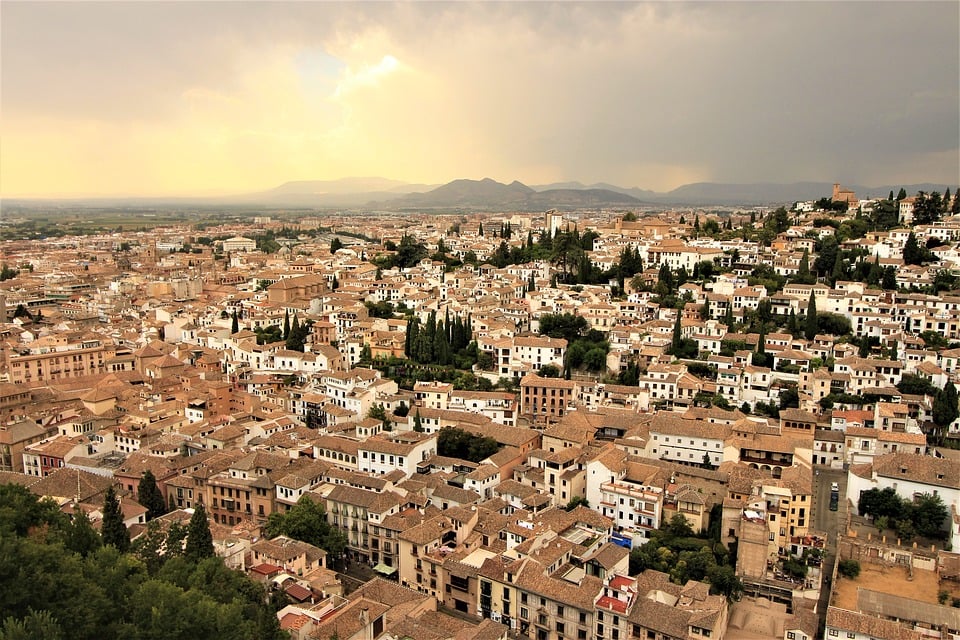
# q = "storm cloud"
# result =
<box><xmin>2</xmin><ymin>2</ymin><xmax>957</xmax><ymax>197</ymax></box>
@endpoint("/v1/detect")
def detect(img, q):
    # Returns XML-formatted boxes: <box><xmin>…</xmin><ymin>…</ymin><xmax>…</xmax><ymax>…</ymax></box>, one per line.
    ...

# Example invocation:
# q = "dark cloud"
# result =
<box><xmin>2</xmin><ymin>1</ymin><xmax>957</xmax><ymax>193</ymax></box>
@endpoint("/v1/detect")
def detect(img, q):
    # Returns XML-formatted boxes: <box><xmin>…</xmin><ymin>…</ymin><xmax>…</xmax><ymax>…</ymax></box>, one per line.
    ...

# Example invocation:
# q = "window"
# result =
<box><xmin>787</xmin><ymin>634</ymin><xmax>795</xmax><ymax>640</ymax></box>
<box><xmin>828</xmin><ymin>631</ymin><xmax>838</xmax><ymax>637</ymax></box>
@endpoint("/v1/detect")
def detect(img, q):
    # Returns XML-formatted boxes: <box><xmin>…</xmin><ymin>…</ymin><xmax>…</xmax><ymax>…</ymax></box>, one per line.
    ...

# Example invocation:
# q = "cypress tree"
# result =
<box><xmin>185</xmin><ymin>502</ymin><xmax>215</xmax><ymax>562</ymax></box>
<box><xmin>797</xmin><ymin>249</ymin><xmax>811</xmax><ymax>282</ymax></box>
<box><xmin>413</xmin><ymin>410</ymin><xmax>424</xmax><ymax>433</ymax></box>
<box><xmin>231</xmin><ymin>310</ymin><xmax>239</xmax><ymax>334</ymax></box>
<box><xmin>101</xmin><ymin>486</ymin><xmax>130</xmax><ymax>552</ymax></box>
<box><xmin>138</xmin><ymin>470</ymin><xmax>168</xmax><ymax>521</ymax></box>
<box><xmin>283</xmin><ymin>310</ymin><xmax>290</xmax><ymax>340</ymax></box>
<box><xmin>723</xmin><ymin>303</ymin><xmax>734</xmax><ymax>328</ymax></box>
<box><xmin>422</xmin><ymin>311</ymin><xmax>437</xmax><ymax>363</ymax></box>
<box><xmin>434</xmin><ymin>319</ymin><xmax>451</xmax><ymax>365</ymax></box>
<box><xmin>701</xmin><ymin>297</ymin><xmax>710</xmax><ymax>321</ymax></box>
<box><xmin>788</xmin><ymin>308</ymin><xmax>799</xmax><ymax>337</ymax></box>
<box><xmin>478</xmin><ymin>222</ymin><xmax>484</xmax><ymax>237</ymax></box>
<box><xmin>933</xmin><ymin>381</ymin><xmax>959</xmax><ymax>429</ymax></box>
<box><xmin>65</xmin><ymin>508</ymin><xmax>102</xmax><ymax>557</ymax></box>
<box><xmin>831</xmin><ymin>255</ymin><xmax>845</xmax><ymax>284</ymax></box>
<box><xmin>404</xmin><ymin>318</ymin><xmax>419</xmax><ymax>358</ymax></box>
<box><xmin>903</xmin><ymin>232</ymin><xmax>923</xmax><ymax>265</ymax></box>
<box><xmin>805</xmin><ymin>291</ymin><xmax>818</xmax><ymax>340</ymax></box>
<box><xmin>670</xmin><ymin>313</ymin><xmax>683</xmax><ymax>352</ymax></box>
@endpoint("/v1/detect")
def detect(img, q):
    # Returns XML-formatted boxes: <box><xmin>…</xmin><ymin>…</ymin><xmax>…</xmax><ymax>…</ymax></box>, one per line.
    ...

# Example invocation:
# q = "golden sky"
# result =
<box><xmin>2</xmin><ymin>2</ymin><xmax>957</xmax><ymax>198</ymax></box>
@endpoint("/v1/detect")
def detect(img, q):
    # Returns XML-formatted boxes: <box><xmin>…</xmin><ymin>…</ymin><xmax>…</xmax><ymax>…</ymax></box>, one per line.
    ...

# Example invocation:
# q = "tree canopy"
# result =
<box><xmin>101</xmin><ymin>486</ymin><xmax>130</xmax><ymax>553</ymax></box>
<box><xmin>858</xmin><ymin>487</ymin><xmax>949</xmax><ymax>540</ymax></box>
<box><xmin>437</xmin><ymin>427</ymin><xmax>501</xmax><ymax>463</ymax></box>
<box><xmin>138</xmin><ymin>471</ymin><xmax>168</xmax><ymax>521</ymax></box>
<box><xmin>0</xmin><ymin>483</ymin><xmax>285</xmax><ymax>640</ymax></box>
<box><xmin>262</xmin><ymin>495</ymin><xmax>347</xmax><ymax>567</ymax></box>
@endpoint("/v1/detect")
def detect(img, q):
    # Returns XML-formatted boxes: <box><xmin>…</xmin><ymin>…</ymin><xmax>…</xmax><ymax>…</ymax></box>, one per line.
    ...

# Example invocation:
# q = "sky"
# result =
<box><xmin>2</xmin><ymin>1</ymin><xmax>958</xmax><ymax>198</ymax></box>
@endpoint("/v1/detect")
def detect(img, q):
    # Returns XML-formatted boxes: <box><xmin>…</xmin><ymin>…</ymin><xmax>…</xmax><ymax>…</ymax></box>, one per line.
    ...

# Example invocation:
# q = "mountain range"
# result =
<box><xmin>248</xmin><ymin>177</ymin><xmax>952</xmax><ymax>209</ymax></box>
<box><xmin>6</xmin><ymin>178</ymin><xmax>953</xmax><ymax>209</ymax></box>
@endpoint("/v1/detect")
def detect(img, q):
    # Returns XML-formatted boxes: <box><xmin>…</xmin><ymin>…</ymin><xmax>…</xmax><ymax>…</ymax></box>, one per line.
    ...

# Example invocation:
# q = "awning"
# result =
<box><xmin>373</xmin><ymin>563</ymin><xmax>397</xmax><ymax>575</ymax></box>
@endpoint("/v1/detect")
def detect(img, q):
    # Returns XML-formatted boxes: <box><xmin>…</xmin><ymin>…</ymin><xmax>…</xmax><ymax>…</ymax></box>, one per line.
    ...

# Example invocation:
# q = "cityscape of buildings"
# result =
<box><xmin>1</xmin><ymin>184</ymin><xmax>959</xmax><ymax>640</ymax></box>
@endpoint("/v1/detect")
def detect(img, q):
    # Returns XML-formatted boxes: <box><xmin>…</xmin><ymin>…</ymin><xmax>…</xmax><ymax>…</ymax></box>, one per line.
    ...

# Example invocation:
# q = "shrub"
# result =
<box><xmin>838</xmin><ymin>559</ymin><xmax>860</xmax><ymax>579</ymax></box>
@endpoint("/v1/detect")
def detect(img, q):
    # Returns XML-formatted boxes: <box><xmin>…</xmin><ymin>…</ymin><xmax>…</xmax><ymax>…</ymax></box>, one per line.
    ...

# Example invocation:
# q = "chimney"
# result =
<box><xmin>359</xmin><ymin>606</ymin><xmax>369</xmax><ymax>626</ymax></box>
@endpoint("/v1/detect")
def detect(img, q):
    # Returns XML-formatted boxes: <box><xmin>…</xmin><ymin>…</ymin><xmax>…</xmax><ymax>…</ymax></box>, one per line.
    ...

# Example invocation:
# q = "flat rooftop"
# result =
<box><xmin>833</xmin><ymin>563</ymin><xmax>960</xmax><ymax>611</ymax></box>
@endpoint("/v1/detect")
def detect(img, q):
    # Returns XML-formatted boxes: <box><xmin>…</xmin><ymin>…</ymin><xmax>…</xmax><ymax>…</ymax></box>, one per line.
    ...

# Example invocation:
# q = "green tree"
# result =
<box><xmin>101</xmin><ymin>486</ymin><xmax>130</xmax><ymax>552</ymax></box>
<box><xmin>263</xmin><ymin>495</ymin><xmax>347</xmax><ymax>567</ymax></box>
<box><xmin>282</xmin><ymin>310</ymin><xmax>290</xmax><ymax>340</ymax></box>
<box><xmin>903</xmin><ymin>232</ymin><xmax>924</xmax><ymax>265</ymax></box>
<box><xmin>881</xmin><ymin>266</ymin><xmax>897</xmax><ymax>290</ymax></box>
<box><xmin>0</xmin><ymin>264</ymin><xmax>19</xmax><ymax>282</ymax></box>
<box><xmin>330</xmin><ymin>237</ymin><xmax>343</xmax><ymax>253</ymax></box>
<box><xmin>538</xmin><ymin>313</ymin><xmax>589</xmax><ymax>343</ymax></box>
<box><xmin>913</xmin><ymin>191</ymin><xmax>943</xmax><ymax>225</ymax></box>
<box><xmin>138</xmin><ymin>470</ymin><xmax>168</xmax><ymax>521</ymax></box>
<box><xmin>664</xmin><ymin>513</ymin><xmax>694</xmax><ymax>537</ymax></box>
<box><xmin>793</xmin><ymin>249</ymin><xmax>814</xmax><ymax>284</ymax></box>
<box><xmin>933</xmin><ymin>381</ymin><xmax>959</xmax><ymax>429</ymax></box>
<box><xmin>65</xmin><ymin>509</ymin><xmax>101</xmax><ymax>558</ymax></box>
<box><xmin>0</xmin><ymin>609</ymin><xmax>64</xmax><ymax>640</ymax></box>
<box><xmin>413</xmin><ymin>409</ymin><xmax>424</xmax><ymax>432</ymax></box>
<box><xmin>437</xmin><ymin>427</ymin><xmax>501</xmax><ymax>462</ymax></box>
<box><xmin>706</xmin><ymin>564</ymin><xmax>743</xmax><ymax>601</ymax></box>
<box><xmin>804</xmin><ymin>291</ymin><xmax>818</xmax><ymax>340</ymax></box>
<box><xmin>838</xmin><ymin>559</ymin><xmax>860</xmax><ymax>579</ymax></box>
<box><xmin>132</xmin><ymin>519</ymin><xmax>168</xmax><ymax>574</ymax></box>
<box><xmin>0</xmin><ymin>484</ymin><xmax>66</xmax><ymax>537</ymax></box>
<box><xmin>539</xmin><ymin>364</ymin><xmax>561</xmax><ymax>378</ymax></box>
<box><xmin>565</xmin><ymin>496</ymin><xmax>589</xmax><ymax>511</ymax></box>
<box><xmin>230</xmin><ymin>310</ymin><xmax>239</xmax><ymax>334</ymax></box>
<box><xmin>913</xmin><ymin>493</ymin><xmax>949</xmax><ymax>539</ymax></box>
<box><xmin>185</xmin><ymin>503</ymin><xmax>214</xmax><ymax>562</ymax></box>
<box><xmin>165</xmin><ymin>521</ymin><xmax>188</xmax><ymax>557</ymax></box>
<box><xmin>670</xmin><ymin>313</ymin><xmax>682</xmax><ymax>351</ymax></box>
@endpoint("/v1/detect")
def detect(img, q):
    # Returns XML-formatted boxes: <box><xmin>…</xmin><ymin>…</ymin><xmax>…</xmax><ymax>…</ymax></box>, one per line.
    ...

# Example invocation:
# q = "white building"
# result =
<box><xmin>357</xmin><ymin>432</ymin><xmax>437</xmax><ymax>478</ymax></box>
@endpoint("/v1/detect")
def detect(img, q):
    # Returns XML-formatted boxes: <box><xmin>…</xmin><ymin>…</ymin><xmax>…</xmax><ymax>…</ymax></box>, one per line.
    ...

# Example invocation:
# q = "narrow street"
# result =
<box><xmin>811</xmin><ymin>466</ymin><xmax>848</xmax><ymax>638</ymax></box>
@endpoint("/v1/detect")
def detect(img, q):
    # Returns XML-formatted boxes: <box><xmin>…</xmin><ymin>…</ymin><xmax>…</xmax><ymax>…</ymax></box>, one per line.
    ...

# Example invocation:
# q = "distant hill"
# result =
<box><xmin>382</xmin><ymin>178</ymin><xmax>646</xmax><ymax>210</ymax></box>
<box><xmin>533</xmin><ymin>181</ymin><xmax>658</xmax><ymax>201</ymax></box>
<box><xmin>8</xmin><ymin>177</ymin><xmax>953</xmax><ymax>210</ymax></box>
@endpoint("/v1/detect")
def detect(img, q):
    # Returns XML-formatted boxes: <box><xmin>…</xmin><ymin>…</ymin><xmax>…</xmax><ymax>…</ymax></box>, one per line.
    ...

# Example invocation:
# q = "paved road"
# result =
<box><xmin>811</xmin><ymin>466</ymin><xmax>848</xmax><ymax>639</ymax></box>
<box><xmin>812</xmin><ymin>466</ymin><xmax>847</xmax><ymax>536</ymax></box>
